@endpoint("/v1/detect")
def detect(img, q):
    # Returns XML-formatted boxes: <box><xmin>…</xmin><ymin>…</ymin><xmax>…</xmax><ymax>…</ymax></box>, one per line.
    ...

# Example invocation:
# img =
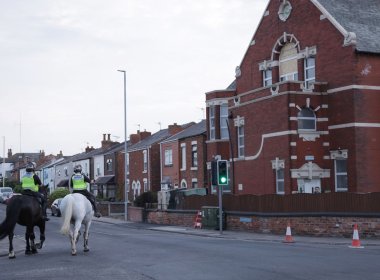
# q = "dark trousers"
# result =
<box><xmin>73</xmin><ymin>189</ymin><xmax>98</xmax><ymax>212</ymax></box>
<box><xmin>22</xmin><ymin>189</ymin><xmax>47</xmax><ymax>216</ymax></box>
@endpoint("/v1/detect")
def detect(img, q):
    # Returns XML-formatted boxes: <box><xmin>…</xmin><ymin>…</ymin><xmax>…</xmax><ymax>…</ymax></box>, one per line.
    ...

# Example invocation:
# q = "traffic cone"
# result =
<box><xmin>283</xmin><ymin>222</ymin><xmax>294</xmax><ymax>243</ymax></box>
<box><xmin>193</xmin><ymin>211</ymin><xmax>202</xmax><ymax>229</ymax></box>
<box><xmin>349</xmin><ymin>224</ymin><xmax>364</xmax><ymax>248</ymax></box>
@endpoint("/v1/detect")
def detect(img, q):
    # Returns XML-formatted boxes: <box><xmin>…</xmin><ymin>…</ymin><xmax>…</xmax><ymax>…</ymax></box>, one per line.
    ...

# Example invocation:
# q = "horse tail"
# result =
<box><xmin>60</xmin><ymin>196</ymin><xmax>73</xmax><ymax>236</ymax></box>
<box><xmin>0</xmin><ymin>200</ymin><xmax>21</xmax><ymax>240</ymax></box>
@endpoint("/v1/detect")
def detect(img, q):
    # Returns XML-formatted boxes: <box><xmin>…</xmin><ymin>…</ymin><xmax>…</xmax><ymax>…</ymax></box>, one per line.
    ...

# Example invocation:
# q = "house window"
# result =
<box><xmin>276</xmin><ymin>168</ymin><xmax>285</xmax><ymax>194</ymax></box>
<box><xmin>96</xmin><ymin>164</ymin><xmax>100</xmax><ymax>176</ymax></box>
<box><xmin>304</xmin><ymin>57</ymin><xmax>316</xmax><ymax>88</ymax></box>
<box><xmin>298</xmin><ymin>108</ymin><xmax>316</xmax><ymax>130</ymax></box>
<box><xmin>279</xmin><ymin>43</ymin><xmax>298</xmax><ymax>82</ymax></box>
<box><xmin>181</xmin><ymin>145</ymin><xmax>186</xmax><ymax>170</ymax></box>
<box><xmin>263</xmin><ymin>69</ymin><xmax>272</xmax><ymax>87</ymax></box>
<box><xmin>209</xmin><ymin>105</ymin><xmax>215</xmax><ymax>140</ymax></box>
<box><xmin>165</xmin><ymin>149</ymin><xmax>173</xmax><ymax>166</ymax></box>
<box><xmin>237</xmin><ymin>125</ymin><xmax>245</xmax><ymax>157</ymax></box>
<box><xmin>143</xmin><ymin>150</ymin><xmax>147</xmax><ymax>172</ymax></box>
<box><xmin>335</xmin><ymin>159</ymin><xmax>348</xmax><ymax>192</ymax></box>
<box><xmin>181</xmin><ymin>180</ymin><xmax>187</xmax><ymax>189</ymax></box>
<box><xmin>220</xmin><ymin>104</ymin><xmax>229</xmax><ymax>139</ymax></box>
<box><xmin>143</xmin><ymin>179</ymin><xmax>148</xmax><ymax>192</ymax></box>
<box><xmin>64</xmin><ymin>167</ymin><xmax>68</xmax><ymax>177</ymax></box>
<box><xmin>106</xmin><ymin>159</ymin><xmax>113</xmax><ymax>172</ymax></box>
<box><xmin>192</xmin><ymin>180</ymin><xmax>198</xmax><ymax>189</ymax></box>
<box><xmin>191</xmin><ymin>144</ymin><xmax>198</xmax><ymax>167</ymax></box>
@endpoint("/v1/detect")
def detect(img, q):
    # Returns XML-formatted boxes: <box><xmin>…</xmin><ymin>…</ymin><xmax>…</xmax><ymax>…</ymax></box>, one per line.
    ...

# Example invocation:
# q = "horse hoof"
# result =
<box><xmin>71</xmin><ymin>253</ymin><xmax>77</xmax><ymax>256</ymax></box>
<box><xmin>25</xmin><ymin>250</ymin><xmax>32</xmax><ymax>255</ymax></box>
<box><xmin>84</xmin><ymin>248</ymin><xmax>90</xmax><ymax>252</ymax></box>
<box><xmin>32</xmin><ymin>249</ymin><xmax>38</xmax><ymax>254</ymax></box>
<box><xmin>9</xmin><ymin>253</ymin><xmax>16</xmax><ymax>259</ymax></box>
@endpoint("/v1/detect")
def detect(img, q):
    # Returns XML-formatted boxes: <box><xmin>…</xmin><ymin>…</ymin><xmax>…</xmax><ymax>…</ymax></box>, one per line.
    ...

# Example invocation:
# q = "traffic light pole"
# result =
<box><xmin>218</xmin><ymin>184</ymin><xmax>223</xmax><ymax>235</ymax></box>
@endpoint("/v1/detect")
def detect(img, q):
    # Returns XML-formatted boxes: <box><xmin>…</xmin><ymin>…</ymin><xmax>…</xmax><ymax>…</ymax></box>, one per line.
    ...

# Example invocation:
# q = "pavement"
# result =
<box><xmin>2</xmin><ymin>215</ymin><xmax>380</xmax><ymax>257</ymax></box>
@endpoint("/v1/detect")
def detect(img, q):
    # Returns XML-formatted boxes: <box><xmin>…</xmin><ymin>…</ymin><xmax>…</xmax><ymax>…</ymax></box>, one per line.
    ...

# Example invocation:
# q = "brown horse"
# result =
<box><xmin>0</xmin><ymin>188</ymin><xmax>47</xmax><ymax>259</ymax></box>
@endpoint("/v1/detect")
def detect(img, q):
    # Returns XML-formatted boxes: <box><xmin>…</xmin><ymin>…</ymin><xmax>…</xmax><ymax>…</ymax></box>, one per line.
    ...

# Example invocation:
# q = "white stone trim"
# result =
<box><xmin>323</xmin><ymin>142</ymin><xmax>330</xmax><ymax>147</ymax></box>
<box><xmin>322</xmin><ymin>104</ymin><xmax>328</xmax><ymax>108</ymax></box>
<box><xmin>206</xmin><ymin>99</ymin><xmax>229</xmax><ymax>107</ymax></box>
<box><xmin>323</xmin><ymin>156</ymin><xmax>330</xmax><ymax>160</ymax></box>
<box><xmin>180</xmin><ymin>143</ymin><xmax>186</xmax><ymax>147</ymax></box>
<box><xmin>290</xmin><ymin>142</ymin><xmax>297</xmax><ymax>146</ymax></box>
<box><xmin>317</xmin><ymin>118</ymin><xmax>328</xmax><ymax>122</ymax></box>
<box><xmin>327</xmin><ymin>85</ymin><xmax>380</xmax><ymax>94</ymax></box>
<box><xmin>271</xmin><ymin>157</ymin><xmax>285</xmax><ymax>170</ymax></box>
<box><xmin>236</xmin><ymin>130</ymin><xmax>297</xmax><ymax>161</ymax></box>
<box><xmin>289</xmin><ymin>103</ymin><xmax>296</xmax><ymax>107</ymax></box>
<box><xmin>329</xmin><ymin>123</ymin><xmax>380</xmax><ymax>130</ymax></box>
<box><xmin>291</xmin><ymin>156</ymin><xmax>297</xmax><ymax>160</ymax></box>
<box><xmin>289</xmin><ymin>117</ymin><xmax>298</xmax><ymax>121</ymax></box>
<box><xmin>191</xmin><ymin>141</ymin><xmax>197</xmax><ymax>145</ymax></box>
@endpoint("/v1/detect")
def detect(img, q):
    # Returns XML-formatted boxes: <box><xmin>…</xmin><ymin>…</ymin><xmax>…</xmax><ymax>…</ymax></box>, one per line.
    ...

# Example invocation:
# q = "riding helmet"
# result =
<box><xmin>26</xmin><ymin>162</ymin><xmax>35</xmax><ymax>172</ymax></box>
<box><xmin>74</xmin><ymin>164</ymin><xmax>82</xmax><ymax>173</ymax></box>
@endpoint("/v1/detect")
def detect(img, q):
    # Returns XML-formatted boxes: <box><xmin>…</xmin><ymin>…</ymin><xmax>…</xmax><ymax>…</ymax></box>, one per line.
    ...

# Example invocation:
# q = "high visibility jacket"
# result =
<box><xmin>22</xmin><ymin>173</ymin><xmax>39</xmax><ymax>192</ymax></box>
<box><xmin>72</xmin><ymin>174</ymin><xmax>87</xmax><ymax>190</ymax></box>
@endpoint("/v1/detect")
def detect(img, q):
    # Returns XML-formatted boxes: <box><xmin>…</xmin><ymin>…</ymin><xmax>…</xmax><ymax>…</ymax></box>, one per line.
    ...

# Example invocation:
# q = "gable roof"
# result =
<box><xmin>128</xmin><ymin>123</ymin><xmax>193</xmax><ymax>152</ymax></box>
<box><xmin>315</xmin><ymin>0</ymin><xmax>380</xmax><ymax>54</ymax></box>
<box><xmin>161</xmin><ymin>120</ymin><xmax>206</xmax><ymax>144</ymax></box>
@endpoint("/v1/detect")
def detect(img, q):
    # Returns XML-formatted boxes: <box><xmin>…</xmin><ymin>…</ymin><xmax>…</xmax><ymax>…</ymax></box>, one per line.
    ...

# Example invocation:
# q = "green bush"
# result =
<box><xmin>133</xmin><ymin>191</ymin><xmax>157</xmax><ymax>207</ymax></box>
<box><xmin>13</xmin><ymin>184</ymin><xmax>23</xmax><ymax>193</ymax></box>
<box><xmin>48</xmin><ymin>187</ymin><xmax>70</xmax><ymax>206</ymax></box>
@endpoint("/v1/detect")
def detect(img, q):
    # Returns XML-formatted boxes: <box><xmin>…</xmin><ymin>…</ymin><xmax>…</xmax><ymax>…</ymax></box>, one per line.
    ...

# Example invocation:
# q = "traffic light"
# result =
<box><xmin>211</xmin><ymin>160</ymin><xmax>218</xmax><ymax>186</ymax></box>
<box><xmin>217</xmin><ymin>160</ymin><xmax>229</xmax><ymax>186</ymax></box>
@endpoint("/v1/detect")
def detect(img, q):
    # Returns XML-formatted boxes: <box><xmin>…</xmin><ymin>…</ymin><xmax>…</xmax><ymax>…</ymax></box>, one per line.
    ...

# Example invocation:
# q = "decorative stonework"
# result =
<box><xmin>330</xmin><ymin>149</ymin><xmax>348</xmax><ymax>159</ymax></box>
<box><xmin>291</xmin><ymin>162</ymin><xmax>330</xmax><ymax>179</ymax></box>
<box><xmin>343</xmin><ymin>32</ymin><xmax>357</xmax><ymax>47</ymax></box>
<box><xmin>271</xmin><ymin>157</ymin><xmax>285</xmax><ymax>170</ymax></box>
<box><xmin>270</xmin><ymin>85</ymin><xmax>279</xmax><ymax>95</ymax></box>
<box><xmin>234</xmin><ymin>115</ymin><xmax>245</xmax><ymax>127</ymax></box>
<box><xmin>278</xmin><ymin>0</ymin><xmax>292</xmax><ymax>22</ymax></box>
<box><xmin>235</xmin><ymin>66</ymin><xmax>241</xmax><ymax>77</ymax></box>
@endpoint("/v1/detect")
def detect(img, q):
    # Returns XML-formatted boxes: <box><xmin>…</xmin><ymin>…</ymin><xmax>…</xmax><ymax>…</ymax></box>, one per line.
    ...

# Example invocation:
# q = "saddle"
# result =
<box><xmin>22</xmin><ymin>191</ymin><xmax>43</xmax><ymax>205</ymax></box>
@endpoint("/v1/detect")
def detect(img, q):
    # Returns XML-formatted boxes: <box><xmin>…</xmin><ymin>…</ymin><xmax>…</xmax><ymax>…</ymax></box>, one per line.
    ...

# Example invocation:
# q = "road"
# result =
<box><xmin>1</xmin><ymin>203</ymin><xmax>380</xmax><ymax>280</ymax></box>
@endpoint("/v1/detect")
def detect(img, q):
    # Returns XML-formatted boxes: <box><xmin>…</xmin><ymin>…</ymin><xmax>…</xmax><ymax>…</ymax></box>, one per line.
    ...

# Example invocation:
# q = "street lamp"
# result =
<box><xmin>118</xmin><ymin>69</ymin><xmax>128</xmax><ymax>221</ymax></box>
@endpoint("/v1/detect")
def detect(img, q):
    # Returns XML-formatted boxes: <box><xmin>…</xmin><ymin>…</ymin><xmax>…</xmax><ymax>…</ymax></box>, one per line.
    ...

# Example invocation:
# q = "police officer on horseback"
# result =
<box><xmin>21</xmin><ymin>162</ymin><xmax>49</xmax><ymax>221</ymax></box>
<box><xmin>69</xmin><ymin>164</ymin><xmax>101</xmax><ymax>218</ymax></box>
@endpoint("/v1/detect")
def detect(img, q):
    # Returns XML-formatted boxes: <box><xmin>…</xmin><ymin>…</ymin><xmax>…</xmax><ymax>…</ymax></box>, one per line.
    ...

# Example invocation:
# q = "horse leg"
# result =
<box><xmin>83</xmin><ymin>222</ymin><xmax>90</xmax><ymax>252</ymax></box>
<box><xmin>70</xmin><ymin>221</ymin><xmax>81</xmax><ymax>256</ymax></box>
<box><xmin>8</xmin><ymin>232</ymin><xmax>16</xmax><ymax>259</ymax></box>
<box><xmin>36</xmin><ymin>222</ymin><xmax>46</xmax><ymax>249</ymax></box>
<box><xmin>30</xmin><ymin>231</ymin><xmax>38</xmax><ymax>254</ymax></box>
<box><xmin>25</xmin><ymin>230</ymin><xmax>32</xmax><ymax>255</ymax></box>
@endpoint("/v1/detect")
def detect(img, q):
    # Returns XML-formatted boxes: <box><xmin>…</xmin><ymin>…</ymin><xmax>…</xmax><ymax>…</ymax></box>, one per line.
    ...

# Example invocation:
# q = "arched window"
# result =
<box><xmin>297</xmin><ymin>108</ymin><xmax>316</xmax><ymax>130</ymax></box>
<box><xmin>181</xmin><ymin>179</ymin><xmax>187</xmax><ymax>189</ymax></box>
<box><xmin>279</xmin><ymin>43</ymin><xmax>298</xmax><ymax>82</ymax></box>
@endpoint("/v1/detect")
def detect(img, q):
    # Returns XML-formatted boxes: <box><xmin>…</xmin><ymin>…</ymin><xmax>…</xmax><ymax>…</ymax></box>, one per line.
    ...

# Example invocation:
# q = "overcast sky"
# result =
<box><xmin>0</xmin><ymin>0</ymin><xmax>267</xmax><ymax>157</ymax></box>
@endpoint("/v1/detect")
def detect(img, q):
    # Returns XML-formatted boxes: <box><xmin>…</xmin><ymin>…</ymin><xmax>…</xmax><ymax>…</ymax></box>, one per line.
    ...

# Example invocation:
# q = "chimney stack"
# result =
<box><xmin>168</xmin><ymin>123</ymin><xmax>182</xmax><ymax>135</ymax></box>
<box><xmin>7</xmin><ymin>148</ymin><xmax>12</xmax><ymax>158</ymax></box>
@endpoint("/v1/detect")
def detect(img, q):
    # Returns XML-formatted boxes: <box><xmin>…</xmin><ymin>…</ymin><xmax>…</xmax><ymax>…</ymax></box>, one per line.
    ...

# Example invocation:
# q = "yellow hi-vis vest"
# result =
<box><xmin>72</xmin><ymin>174</ymin><xmax>87</xmax><ymax>190</ymax></box>
<box><xmin>22</xmin><ymin>173</ymin><xmax>39</xmax><ymax>192</ymax></box>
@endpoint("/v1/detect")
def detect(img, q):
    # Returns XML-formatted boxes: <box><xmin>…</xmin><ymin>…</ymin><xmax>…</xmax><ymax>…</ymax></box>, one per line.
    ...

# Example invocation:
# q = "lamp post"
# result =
<box><xmin>2</xmin><ymin>136</ymin><xmax>5</xmax><ymax>187</ymax></box>
<box><xmin>118</xmin><ymin>69</ymin><xmax>128</xmax><ymax>221</ymax></box>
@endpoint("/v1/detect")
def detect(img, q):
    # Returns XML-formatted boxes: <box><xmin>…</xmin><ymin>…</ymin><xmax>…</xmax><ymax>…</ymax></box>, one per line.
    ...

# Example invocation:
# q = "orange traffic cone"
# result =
<box><xmin>283</xmin><ymin>222</ymin><xmax>294</xmax><ymax>243</ymax></box>
<box><xmin>193</xmin><ymin>211</ymin><xmax>202</xmax><ymax>229</ymax></box>
<box><xmin>349</xmin><ymin>224</ymin><xmax>364</xmax><ymax>248</ymax></box>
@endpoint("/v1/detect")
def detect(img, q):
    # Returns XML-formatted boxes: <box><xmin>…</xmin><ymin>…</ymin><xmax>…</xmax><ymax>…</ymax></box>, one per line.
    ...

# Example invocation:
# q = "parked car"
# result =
<box><xmin>51</xmin><ymin>198</ymin><xmax>62</xmax><ymax>217</ymax></box>
<box><xmin>0</xmin><ymin>187</ymin><xmax>13</xmax><ymax>203</ymax></box>
<box><xmin>4</xmin><ymin>192</ymin><xmax>21</xmax><ymax>204</ymax></box>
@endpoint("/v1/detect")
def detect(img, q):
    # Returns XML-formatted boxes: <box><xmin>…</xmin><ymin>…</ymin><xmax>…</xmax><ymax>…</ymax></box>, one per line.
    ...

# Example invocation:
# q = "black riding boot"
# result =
<box><xmin>88</xmin><ymin>196</ymin><xmax>101</xmax><ymax>218</ymax></box>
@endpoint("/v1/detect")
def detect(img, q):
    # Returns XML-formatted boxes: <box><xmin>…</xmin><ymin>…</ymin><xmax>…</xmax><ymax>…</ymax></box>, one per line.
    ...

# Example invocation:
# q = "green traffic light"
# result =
<box><xmin>220</xmin><ymin>177</ymin><xmax>227</xmax><ymax>184</ymax></box>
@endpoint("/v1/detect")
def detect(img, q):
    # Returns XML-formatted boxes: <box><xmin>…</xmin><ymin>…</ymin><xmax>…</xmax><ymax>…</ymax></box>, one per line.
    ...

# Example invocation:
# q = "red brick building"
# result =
<box><xmin>206</xmin><ymin>0</ymin><xmax>380</xmax><ymax>195</ymax></box>
<box><xmin>160</xmin><ymin>120</ymin><xmax>207</xmax><ymax>190</ymax></box>
<box><xmin>127</xmin><ymin>124</ymin><xmax>187</xmax><ymax>201</ymax></box>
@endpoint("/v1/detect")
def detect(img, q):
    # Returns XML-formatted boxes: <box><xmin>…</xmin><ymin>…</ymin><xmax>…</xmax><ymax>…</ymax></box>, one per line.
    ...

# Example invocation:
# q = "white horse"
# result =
<box><xmin>60</xmin><ymin>193</ymin><xmax>93</xmax><ymax>256</ymax></box>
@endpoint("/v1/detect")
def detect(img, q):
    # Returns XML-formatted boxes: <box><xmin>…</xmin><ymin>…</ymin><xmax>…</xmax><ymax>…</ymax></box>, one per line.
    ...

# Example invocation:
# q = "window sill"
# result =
<box><xmin>298</xmin><ymin>130</ymin><xmax>320</xmax><ymax>141</ymax></box>
<box><xmin>191</xmin><ymin>167</ymin><xmax>198</xmax><ymax>171</ymax></box>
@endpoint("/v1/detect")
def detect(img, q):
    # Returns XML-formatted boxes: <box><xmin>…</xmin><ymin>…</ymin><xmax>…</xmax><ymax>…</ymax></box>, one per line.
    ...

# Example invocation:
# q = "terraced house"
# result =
<box><xmin>206</xmin><ymin>0</ymin><xmax>380</xmax><ymax>195</ymax></box>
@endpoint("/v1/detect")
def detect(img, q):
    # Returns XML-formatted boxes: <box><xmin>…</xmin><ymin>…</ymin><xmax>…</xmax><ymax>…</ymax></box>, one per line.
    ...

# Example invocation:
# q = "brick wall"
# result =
<box><xmin>146</xmin><ymin>210</ymin><xmax>380</xmax><ymax>238</ymax></box>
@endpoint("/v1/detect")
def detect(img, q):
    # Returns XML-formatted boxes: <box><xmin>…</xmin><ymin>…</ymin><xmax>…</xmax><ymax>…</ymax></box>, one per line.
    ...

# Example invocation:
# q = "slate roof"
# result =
<box><xmin>317</xmin><ymin>0</ymin><xmax>380</xmax><ymax>54</ymax></box>
<box><xmin>128</xmin><ymin>123</ymin><xmax>194</xmax><ymax>152</ymax></box>
<box><xmin>161</xmin><ymin>120</ymin><xmax>206</xmax><ymax>143</ymax></box>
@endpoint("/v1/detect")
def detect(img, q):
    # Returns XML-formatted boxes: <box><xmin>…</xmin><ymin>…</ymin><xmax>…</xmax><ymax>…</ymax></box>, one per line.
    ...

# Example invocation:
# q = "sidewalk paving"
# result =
<box><xmin>2</xmin><ymin>215</ymin><xmax>380</xmax><ymax>258</ymax></box>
